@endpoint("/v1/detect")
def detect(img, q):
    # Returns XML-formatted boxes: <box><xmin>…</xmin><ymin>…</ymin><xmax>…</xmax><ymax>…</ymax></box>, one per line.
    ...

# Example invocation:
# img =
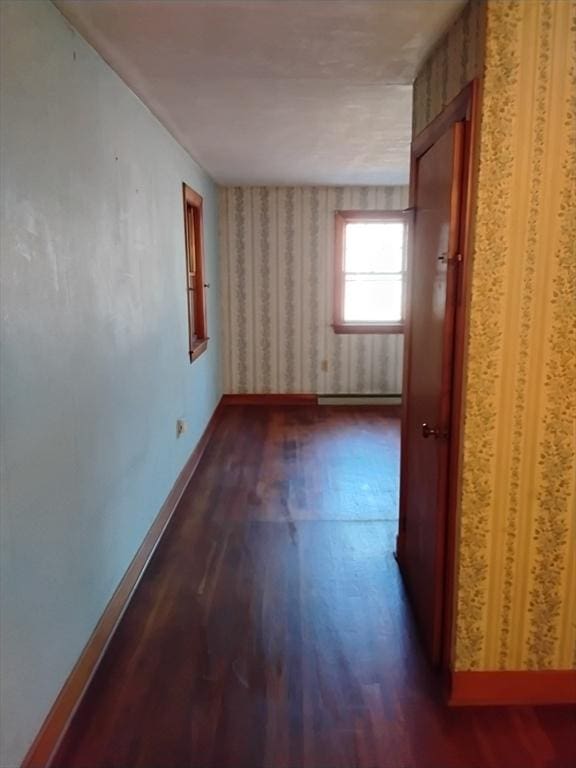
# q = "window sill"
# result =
<box><xmin>332</xmin><ymin>323</ymin><xmax>404</xmax><ymax>335</ymax></box>
<box><xmin>189</xmin><ymin>338</ymin><xmax>209</xmax><ymax>362</ymax></box>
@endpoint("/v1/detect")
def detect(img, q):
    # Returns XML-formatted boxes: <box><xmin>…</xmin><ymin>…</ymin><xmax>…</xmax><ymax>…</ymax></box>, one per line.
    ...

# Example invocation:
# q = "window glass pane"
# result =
<box><xmin>345</xmin><ymin>221</ymin><xmax>404</xmax><ymax>273</ymax></box>
<box><xmin>344</xmin><ymin>275</ymin><xmax>402</xmax><ymax>323</ymax></box>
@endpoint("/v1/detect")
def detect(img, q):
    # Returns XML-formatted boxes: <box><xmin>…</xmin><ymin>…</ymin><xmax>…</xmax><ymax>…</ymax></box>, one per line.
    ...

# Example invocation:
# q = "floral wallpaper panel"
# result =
<box><xmin>220</xmin><ymin>186</ymin><xmax>409</xmax><ymax>395</ymax></box>
<box><xmin>414</xmin><ymin>0</ymin><xmax>576</xmax><ymax>671</ymax></box>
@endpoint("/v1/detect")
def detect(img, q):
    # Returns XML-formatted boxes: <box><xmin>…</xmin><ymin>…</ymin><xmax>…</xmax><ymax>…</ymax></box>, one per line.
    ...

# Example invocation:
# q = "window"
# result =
<box><xmin>333</xmin><ymin>211</ymin><xmax>407</xmax><ymax>333</ymax></box>
<box><xmin>183</xmin><ymin>183</ymin><xmax>208</xmax><ymax>361</ymax></box>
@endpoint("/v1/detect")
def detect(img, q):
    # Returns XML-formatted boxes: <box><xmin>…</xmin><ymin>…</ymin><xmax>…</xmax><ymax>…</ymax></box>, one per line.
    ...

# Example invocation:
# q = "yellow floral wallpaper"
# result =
<box><xmin>412</xmin><ymin>0</ymin><xmax>485</xmax><ymax>136</ymax></box>
<box><xmin>414</xmin><ymin>0</ymin><xmax>576</xmax><ymax>671</ymax></box>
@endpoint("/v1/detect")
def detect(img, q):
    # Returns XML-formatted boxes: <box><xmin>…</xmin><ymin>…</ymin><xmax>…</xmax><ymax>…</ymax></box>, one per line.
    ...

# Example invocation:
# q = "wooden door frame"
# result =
<box><xmin>397</xmin><ymin>80</ymin><xmax>481</xmax><ymax>676</ymax></box>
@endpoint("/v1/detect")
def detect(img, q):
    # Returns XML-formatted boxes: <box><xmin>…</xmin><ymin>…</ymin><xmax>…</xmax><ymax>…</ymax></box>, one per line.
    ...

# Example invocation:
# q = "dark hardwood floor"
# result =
<box><xmin>54</xmin><ymin>406</ymin><xmax>576</xmax><ymax>768</ymax></box>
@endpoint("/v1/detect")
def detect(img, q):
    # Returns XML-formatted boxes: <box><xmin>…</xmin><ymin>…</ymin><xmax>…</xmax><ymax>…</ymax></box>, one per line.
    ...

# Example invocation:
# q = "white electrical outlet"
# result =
<box><xmin>176</xmin><ymin>418</ymin><xmax>187</xmax><ymax>438</ymax></box>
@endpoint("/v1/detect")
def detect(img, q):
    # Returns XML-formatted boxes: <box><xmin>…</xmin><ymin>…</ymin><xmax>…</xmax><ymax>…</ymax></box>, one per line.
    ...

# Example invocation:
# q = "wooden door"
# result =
<box><xmin>398</xmin><ymin>118</ymin><xmax>466</xmax><ymax>664</ymax></box>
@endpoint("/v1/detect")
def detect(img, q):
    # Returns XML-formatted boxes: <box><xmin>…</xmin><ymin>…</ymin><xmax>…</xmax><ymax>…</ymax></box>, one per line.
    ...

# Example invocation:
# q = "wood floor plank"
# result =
<box><xmin>53</xmin><ymin>405</ymin><xmax>576</xmax><ymax>768</ymax></box>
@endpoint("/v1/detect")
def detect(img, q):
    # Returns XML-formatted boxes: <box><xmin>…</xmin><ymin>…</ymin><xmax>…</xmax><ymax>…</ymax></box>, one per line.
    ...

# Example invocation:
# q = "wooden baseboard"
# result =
<box><xmin>22</xmin><ymin>398</ymin><xmax>225</xmax><ymax>768</ymax></box>
<box><xmin>449</xmin><ymin>670</ymin><xmax>576</xmax><ymax>706</ymax></box>
<box><xmin>222</xmin><ymin>393</ymin><xmax>317</xmax><ymax>405</ymax></box>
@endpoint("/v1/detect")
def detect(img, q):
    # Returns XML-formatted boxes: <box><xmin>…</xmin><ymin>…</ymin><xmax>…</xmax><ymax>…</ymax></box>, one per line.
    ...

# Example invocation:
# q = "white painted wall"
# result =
<box><xmin>0</xmin><ymin>2</ymin><xmax>221</xmax><ymax>765</ymax></box>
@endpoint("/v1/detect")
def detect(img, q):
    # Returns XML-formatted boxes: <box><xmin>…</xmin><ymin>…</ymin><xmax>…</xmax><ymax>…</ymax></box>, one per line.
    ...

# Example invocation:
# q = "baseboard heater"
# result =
<box><xmin>317</xmin><ymin>394</ymin><xmax>402</xmax><ymax>406</ymax></box>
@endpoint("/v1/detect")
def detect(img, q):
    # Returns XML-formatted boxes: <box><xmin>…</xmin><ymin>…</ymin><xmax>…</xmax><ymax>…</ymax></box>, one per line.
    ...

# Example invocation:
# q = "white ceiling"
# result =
<box><xmin>54</xmin><ymin>0</ymin><xmax>464</xmax><ymax>186</ymax></box>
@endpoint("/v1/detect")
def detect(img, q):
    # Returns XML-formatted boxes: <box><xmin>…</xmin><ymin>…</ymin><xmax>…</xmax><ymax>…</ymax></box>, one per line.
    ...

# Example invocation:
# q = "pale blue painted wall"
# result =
<box><xmin>0</xmin><ymin>2</ymin><xmax>221</xmax><ymax>764</ymax></box>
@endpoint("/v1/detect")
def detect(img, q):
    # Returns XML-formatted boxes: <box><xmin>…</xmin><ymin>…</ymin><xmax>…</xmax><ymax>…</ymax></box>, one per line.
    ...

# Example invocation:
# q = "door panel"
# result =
<box><xmin>400</xmin><ymin>121</ymin><xmax>465</xmax><ymax>663</ymax></box>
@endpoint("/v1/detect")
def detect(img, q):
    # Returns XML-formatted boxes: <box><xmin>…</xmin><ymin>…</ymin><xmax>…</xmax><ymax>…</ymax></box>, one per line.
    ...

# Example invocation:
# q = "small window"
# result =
<box><xmin>333</xmin><ymin>211</ymin><xmax>407</xmax><ymax>334</ymax></box>
<box><xmin>183</xmin><ymin>183</ymin><xmax>208</xmax><ymax>361</ymax></box>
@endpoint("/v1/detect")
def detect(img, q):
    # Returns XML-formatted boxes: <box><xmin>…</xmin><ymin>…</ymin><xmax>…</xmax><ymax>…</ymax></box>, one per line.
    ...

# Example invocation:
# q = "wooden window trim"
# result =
<box><xmin>183</xmin><ymin>183</ymin><xmax>208</xmax><ymax>362</ymax></box>
<box><xmin>332</xmin><ymin>210</ymin><xmax>409</xmax><ymax>334</ymax></box>
<box><xmin>332</xmin><ymin>322</ymin><xmax>404</xmax><ymax>334</ymax></box>
<box><xmin>189</xmin><ymin>338</ymin><xmax>208</xmax><ymax>362</ymax></box>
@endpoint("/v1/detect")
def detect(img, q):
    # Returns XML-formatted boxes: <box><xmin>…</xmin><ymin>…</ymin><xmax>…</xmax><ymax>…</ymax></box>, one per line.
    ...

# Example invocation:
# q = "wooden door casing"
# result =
<box><xmin>397</xmin><ymin>84</ymin><xmax>477</xmax><ymax>670</ymax></box>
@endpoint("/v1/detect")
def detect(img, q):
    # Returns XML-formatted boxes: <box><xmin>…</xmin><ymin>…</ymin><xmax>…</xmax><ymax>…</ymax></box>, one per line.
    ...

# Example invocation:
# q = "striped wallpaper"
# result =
<box><xmin>219</xmin><ymin>186</ymin><xmax>409</xmax><ymax>395</ymax></box>
<box><xmin>412</xmin><ymin>0</ymin><xmax>485</xmax><ymax>136</ymax></box>
<box><xmin>456</xmin><ymin>0</ymin><xmax>576</xmax><ymax>672</ymax></box>
<box><xmin>414</xmin><ymin>0</ymin><xmax>576</xmax><ymax>671</ymax></box>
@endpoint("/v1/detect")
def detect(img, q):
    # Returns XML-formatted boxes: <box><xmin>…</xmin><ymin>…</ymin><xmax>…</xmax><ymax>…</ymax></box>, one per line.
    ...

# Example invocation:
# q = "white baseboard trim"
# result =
<box><xmin>317</xmin><ymin>395</ymin><xmax>402</xmax><ymax>406</ymax></box>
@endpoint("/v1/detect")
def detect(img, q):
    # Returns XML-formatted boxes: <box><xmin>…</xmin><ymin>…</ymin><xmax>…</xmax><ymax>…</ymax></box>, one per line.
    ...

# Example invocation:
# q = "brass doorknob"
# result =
<box><xmin>422</xmin><ymin>423</ymin><xmax>447</xmax><ymax>439</ymax></box>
